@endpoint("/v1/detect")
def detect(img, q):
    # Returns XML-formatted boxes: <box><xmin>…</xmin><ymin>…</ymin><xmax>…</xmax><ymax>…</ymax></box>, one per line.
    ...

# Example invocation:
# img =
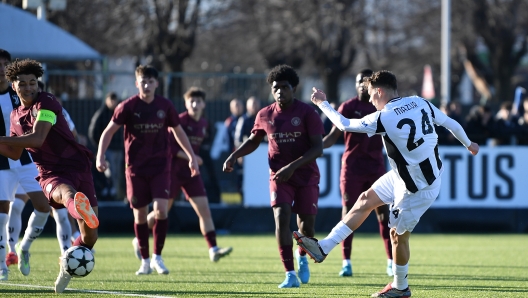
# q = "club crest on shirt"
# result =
<box><xmin>157</xmin><ymin>110</ymin><xmax>166</xmax><ymax>119</ymax></box>
<box><xmin>291</xmin><ymin>117</ymin><xmax>301</xmax><ymax>126</ymax></box>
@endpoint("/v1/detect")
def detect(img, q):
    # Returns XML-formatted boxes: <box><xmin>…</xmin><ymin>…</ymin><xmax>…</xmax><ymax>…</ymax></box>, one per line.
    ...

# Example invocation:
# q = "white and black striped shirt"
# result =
<box><xmin>0</xmin><ymin>86</ymin><xmax>33</xmax><ymax>170</ymax></box>
<box><xmin>319</xmin><ymin>96</ymin><xmax>470</xmax><ymax>193</ymax></box>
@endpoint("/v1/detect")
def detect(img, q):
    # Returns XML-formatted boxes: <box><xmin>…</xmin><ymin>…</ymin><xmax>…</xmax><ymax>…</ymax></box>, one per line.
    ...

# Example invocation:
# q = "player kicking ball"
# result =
<box><xmin>294</xmin><ymin>70</ymin><xmax>479</xmax><ymax>297</ymax></box>
<box><xmin>0</xmin><ymin>59</ymin><xmax>99</xmax><ymax>293</ymax></box>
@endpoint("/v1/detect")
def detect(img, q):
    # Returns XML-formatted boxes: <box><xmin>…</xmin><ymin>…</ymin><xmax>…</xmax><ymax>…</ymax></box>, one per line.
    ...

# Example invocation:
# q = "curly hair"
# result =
<box><xmin>5</xmin><ymin>59</ymin><xmax>43</xmax><ymax>82</ymax></box>
<box><xmin>184</xmin><ymin>86</ymin><xmax>206</xmax><ymax>101</ymax></box>
<box><xmin>364</xmin><ymin>70</ymin><xmax>397</xmax><ymax>91</ymax></box>
<box><xmin>266</xmin><ymin>64</ymin><xmax>299</xmax><ymax>88</ymax></box>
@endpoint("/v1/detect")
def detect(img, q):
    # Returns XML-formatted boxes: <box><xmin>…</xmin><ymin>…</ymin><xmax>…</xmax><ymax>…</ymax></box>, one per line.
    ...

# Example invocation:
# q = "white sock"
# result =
<box><xmin>286</xmin><ymin>270</ymin><xmax>296</xmax><ymax>276</ymax></box>
<box><xmin>7</xmin><ymin>199</ymin><xmax>25</xmax><ymax>252</ymax></box>
<box><xmin>152</xmin><ymin>253</ymin><xmax>162</xmax><ymax>260</ymax></box>
<box><xmin>71</xmin><ymin>230</ymin><xmax>80</xmax><ymax>243</ymax></box>
<box><xmin>20</xmin><ymin>209</ymin><xmax>49</xmax><ymax>251</ymax></box>
<box><xmin>52</xmin><ymin>208</ymin><xmax>72</xmax><ymax>253</ymax></box>
<box><xmin>319</xmin><ymin>221</ymin><xmax>353</xmax><ymax>254</ymax></box>
<box><xmin>0</xmin><ymin>213</ymin><xmax>9</xmax><ymax>269</ymax></box>
<box><xmin>142</xmin><ymin>257</ymin><xmax>150</xmax><ymax>264</ymax></box>
<box><xmin>342</xmin><ymin>259</ymin><xmax>351</xmax><ymax>267</ymax></box>
<box><xmin>391</xmin><ymin>263</ymin><xmax>409</xmax><ymax>290</ymax></box>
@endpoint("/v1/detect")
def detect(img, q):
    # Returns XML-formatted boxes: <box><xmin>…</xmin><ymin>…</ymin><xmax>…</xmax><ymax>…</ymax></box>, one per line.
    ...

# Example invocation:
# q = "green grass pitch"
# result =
<box><xmin>1</xmin><ymin>233</ymin><xmax>527</xmax><ymax>297</ymax></box>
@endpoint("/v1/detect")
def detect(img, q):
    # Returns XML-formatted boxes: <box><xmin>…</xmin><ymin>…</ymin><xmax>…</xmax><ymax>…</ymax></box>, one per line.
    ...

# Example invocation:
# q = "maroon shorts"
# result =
<box><xmin>126</xmin><ymin>171</ymin><xmax>170</xmax><ymax>209</ymax></box>
<box><xmin>37</xmin><ymin>170</ymin><xmax>98</xmax><ymax>210</ymax></box>
<box><xmin>340</xmin><ymin>173</ymin><xmax>383</xmax><ymax>207</ymax></box>
<box><xmin>170</xmin><ymin>171</ymin><xmax>207</xmax><ymax>199</ymax></box>
<box><xmin>269</xmin><ymin>180</ymin><xmax>319</xmax><ymax>215</ymax></box>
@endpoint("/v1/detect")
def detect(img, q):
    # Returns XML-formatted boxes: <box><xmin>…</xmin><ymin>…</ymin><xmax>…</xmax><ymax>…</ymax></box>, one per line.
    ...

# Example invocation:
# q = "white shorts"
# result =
<box><xmin>0</xmin><ymin>165</ymin><xmax>41</xmax><ymax>202</ymax></box>
<box><xmin>372</xmin><ymin>169</ymin><xmax>440</xmax><ymax>235</ymax></box>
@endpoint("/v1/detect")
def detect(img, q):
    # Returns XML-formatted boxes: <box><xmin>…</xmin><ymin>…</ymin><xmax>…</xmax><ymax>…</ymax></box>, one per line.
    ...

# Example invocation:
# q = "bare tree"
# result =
<box><xmin>453</xmin><ymin>0</ymin><xmax>528</xmax><ymax>103</ymax></box>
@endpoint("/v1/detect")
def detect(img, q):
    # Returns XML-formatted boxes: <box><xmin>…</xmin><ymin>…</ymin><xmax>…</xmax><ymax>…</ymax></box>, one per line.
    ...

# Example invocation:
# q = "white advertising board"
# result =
<box><xmin>243</xmin><ymin>145</ymin><xmax>528</xmax><ymax>208</ymax></box>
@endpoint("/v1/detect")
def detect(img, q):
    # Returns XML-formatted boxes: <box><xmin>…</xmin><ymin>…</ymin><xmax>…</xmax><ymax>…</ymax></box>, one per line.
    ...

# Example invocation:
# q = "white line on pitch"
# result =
<box><xmin>1</xmin><ymin>282</ymin><xmax>174</xmax><ymax>298</ymax></box>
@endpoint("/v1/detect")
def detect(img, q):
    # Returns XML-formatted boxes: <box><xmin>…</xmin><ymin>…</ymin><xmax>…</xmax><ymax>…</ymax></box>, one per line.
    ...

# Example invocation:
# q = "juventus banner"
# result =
<box><xmin>243</xmin><ymin>145</ymin><xmax>528</xmax><ymax>208</ymax></box>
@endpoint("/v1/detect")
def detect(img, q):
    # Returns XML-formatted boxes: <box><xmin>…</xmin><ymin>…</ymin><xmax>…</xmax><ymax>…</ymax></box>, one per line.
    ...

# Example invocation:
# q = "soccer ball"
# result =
<box><xmin>64</xmin><ymin>246</ymin><xmax>95</xmax><ymax>277</ymax></box>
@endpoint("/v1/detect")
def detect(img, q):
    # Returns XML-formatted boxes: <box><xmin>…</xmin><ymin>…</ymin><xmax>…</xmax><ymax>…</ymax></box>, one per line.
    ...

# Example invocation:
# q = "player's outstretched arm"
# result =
<box><xmin>96</xmin><ymin>121</ymin><xmax>121</xmax><ymax>172</ymax></box>
<box><xmin>223</xmin><ymin>133</ymin><xmax>263</xmax><ymax>173</ymax></box>
<box><xmin>440</xmin><ymin>117</ymin><xmax>478</xmax><ymax>155</ymax></box>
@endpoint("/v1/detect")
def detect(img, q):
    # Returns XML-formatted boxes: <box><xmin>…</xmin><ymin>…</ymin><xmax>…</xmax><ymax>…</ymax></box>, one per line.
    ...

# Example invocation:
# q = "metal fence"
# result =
<box><xmin>46</xmin><ymin>70</ymin><xmax>272</xmax><ymax>203</ymax></box>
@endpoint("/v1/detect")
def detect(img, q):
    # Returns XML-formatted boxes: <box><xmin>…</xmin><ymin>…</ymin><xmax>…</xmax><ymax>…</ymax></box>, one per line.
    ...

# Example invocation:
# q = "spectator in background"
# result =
<box><xmin>437</xmin><ymin>101</ymin><xmax>465</xmax><ymax>146</ymax></box>
<box><xmin>491</xmin><ymin>101</ymin><xmax>516</xmax><ymax>146</ymax></box>
<box><xmin>88</xmin><ymin>92</ymin><xmax>123</xmax><ymax>201</ymax></box>
<box><xmin>223</xmin><ymin>65</ymin><xmax>324</xmax><ymax>288</ymax></box>
<box><xmin>233</xmin><ymin>96</ymin><xmax>262</xmax><ymax>202</ymax></box>
<box><xmin>224</xmin><ymin>98</ymin><xmax>244</xmax><ymax>152</ymax></box>
<box><xmin>465</xmin><ymin>104</ymin><xmax>494</xmax><ymax>145</ymax></box>
<box><xmin>514</xmin><ymin>98</ymin><xmax>528</xmax><ymax>145</ymax></box>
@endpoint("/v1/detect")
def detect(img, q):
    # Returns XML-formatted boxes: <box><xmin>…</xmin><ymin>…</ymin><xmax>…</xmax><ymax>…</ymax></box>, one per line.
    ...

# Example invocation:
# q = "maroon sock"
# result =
<box><xmin>134</xmin><ymin>222</ymin><xmax>150</xmax><ymax>259</ymax></box>
<box><xmin>204</xmin><ymin>231</ymin><xmax>217</xmax><ymax>249</ymax></box>
<box><xmin>66</xmin><ymin>198</ymin><xmax>82</xmax><ymax>220</ymax></box>
<box><xmin>73</xmin><ymin>236</ymin><xmax>94</xmax><ymax>250</ymax></box>
<box><xmin>279</xmin><ymin>245</ymin><xmax>294</xmax><ymax>272</ymax></box>
<box><xmin>379</xmin><ymin>219</ymin><xmax>392</xmax><ymax>259</ymax></box>
<box><xmin>153</xmin><ymin>218</ymin><xmax>168</xmax><ymax>255</ymax></box>
<box><xmin>341</xmin><ymin>233</ymin><xmax>354</xmax><ymax>260</ymax></box>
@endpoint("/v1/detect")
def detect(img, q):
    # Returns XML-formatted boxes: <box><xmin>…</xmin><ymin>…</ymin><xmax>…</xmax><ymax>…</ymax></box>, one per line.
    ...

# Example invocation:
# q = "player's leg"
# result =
<box><xmin>51</xmin><ymin>208</ymin><xmax>72</xmax><ymax>254</ymax></box>
<box><xmin>6</xmin><ymin>190</ymin><xmax>28</xmax><ymax>266</ymax></box>
<box><xmin>16</xmin><ymin>190</ymin><xmax>50</xmax><ymax>276</ymax></box>
<box><xmin>185</xmin><ymin>175</ymin><xmax>232</xmax><ymax>262</ymax></box>
<box><xmin>374</xmin><ymin>204</ymin><xmax>393</xmax><ymax>276</ymax></box>
<box><xmin>50</xmin><ymin>173</ymin><xmax>99</xmax><ymax>294</ymax></box>
<box><xmin>292</xmin><ymin>184</ymin><xmax>318</xmax><ymax>284</ymax></box>
<box><xmin>188</xmin><ymin>195</ymin><xmax>232</xmax><ymax>262</ymax></box>
<box><xmin>295</xmin><ymin>188</ymin><xmax>384</xmax><ymax>262</ymax></box>
<box><xmin>150</xmin><ymin>198</ymin><xmax>169</xmax><ymax>274</ymax></box>
<box><xmin>271</xmin><ymin>181</ymin><xmax>299</xmax><ymax>288</ymax></box>
<box><xmin>371</xmin><ymin>174</ymin><xmax>440</xmax><ymax>297</ymax></box>
<box><xmin>0</xmin><ymin>200</ymin><xmax>10</xmax><ymax>281</ymax></box>
<box><xmin>338</xmin><ymin>177</ymin><xmax>363</xmax><ymax>277</ymax></box>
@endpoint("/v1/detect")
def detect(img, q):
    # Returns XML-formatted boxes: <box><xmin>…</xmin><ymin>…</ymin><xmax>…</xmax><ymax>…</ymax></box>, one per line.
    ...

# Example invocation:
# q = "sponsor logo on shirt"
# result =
<box><xmin>268</xmin><ymin>131</ymin><xmax>302</xmax><ymax>143</ymax></box>
<box><xmin>134</xmin><ymin>123</ymin><xmax>164</xmax><ymax>133</ymax></box>
<box><xmin>291</xmin><ymin>117</ymin><xmax>301</xmax><ymax>126</ymax></box>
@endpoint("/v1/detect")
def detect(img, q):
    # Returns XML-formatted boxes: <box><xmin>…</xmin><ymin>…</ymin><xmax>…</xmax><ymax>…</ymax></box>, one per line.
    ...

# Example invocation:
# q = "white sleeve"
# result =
<box><xmin>440</xmin><ymin>117</ymin><xmax>472</xmax><ymax>147</ymax></box>
<box><xmin>62</xmin><ymin>108</ymin><xmax>76</xmax><ymax>131</ymax></box>
<box><xmin>318</xmin><ymin>101</ymin><xmax>378</xmax><ymax>136</ymax></box>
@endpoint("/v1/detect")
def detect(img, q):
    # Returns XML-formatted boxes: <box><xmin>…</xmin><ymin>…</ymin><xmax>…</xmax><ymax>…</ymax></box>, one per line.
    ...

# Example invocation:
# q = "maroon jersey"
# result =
<box><xmin>170</xmin><ymin>111</ymin><xmax>207</xmax><ymax>155</ymax></box>
<box><xmin>337</xmin><ymin>96</ymin><xmax>385</xmax><ymax>179</ymax></box>
<box><xmin>252</xmin><ymin>99</ymin><xmax>324</xmax><ymax>186</ymax></box>
<box><xmin>112</xmin><ymin>94</ymin><xmax>180</xmax><ymax>176</ymax></box>
<box><xmin>170</xmin><ymin>111</ymin><xmax>208</xmax><ymax>175</ymax></box>
<box><xmin>10</xmin><ymin>92</ymin><xmax>92</xmax><ymax>174</ymax></box>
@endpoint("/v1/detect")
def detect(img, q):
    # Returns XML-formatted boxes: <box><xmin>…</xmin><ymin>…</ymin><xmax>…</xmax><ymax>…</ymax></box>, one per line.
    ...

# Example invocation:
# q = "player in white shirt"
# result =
<box><xmin>293</xmin><ymin>70</ymin><xmax>479</xmax><ymax>298</ymax></box>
